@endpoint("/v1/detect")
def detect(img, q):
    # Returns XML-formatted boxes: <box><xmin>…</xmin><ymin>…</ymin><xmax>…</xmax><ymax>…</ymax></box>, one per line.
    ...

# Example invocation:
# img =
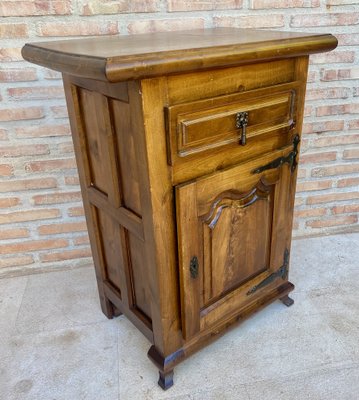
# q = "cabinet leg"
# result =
<box><xmin>280</xmin><ymin>295</ymin><xmax>294</xmax><ymax>307</ymax></box>
<box><xmin>158</xmin><ymin>370</ymin><xmax>174</xmax><ymax>390</ymax></box>
<box><xmin>100</xmin><ymin>296</ymin><xmax>122</xmax><ymax>319</ymax></box>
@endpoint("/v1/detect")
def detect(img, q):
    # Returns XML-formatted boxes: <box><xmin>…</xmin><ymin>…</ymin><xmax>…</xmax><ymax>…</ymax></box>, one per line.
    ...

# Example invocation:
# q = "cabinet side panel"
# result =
<box><xmin>127</xmin><ymin>232</ymin><xmax>152</xmax><ymax>319</ymax></box>
<box><xmin>77</xmin><ymin>88</ymin><xmax>111</xmax><ymax>196</ymax></box>
<box><xmin>95</xmin><ymin>207</ymin><xmax>124</xmax><ymax>294</ymax></box>
<box><xmin>109</xmin><ymin>99</ymin><xmax>142</xmax><ymax>216</ymax></box>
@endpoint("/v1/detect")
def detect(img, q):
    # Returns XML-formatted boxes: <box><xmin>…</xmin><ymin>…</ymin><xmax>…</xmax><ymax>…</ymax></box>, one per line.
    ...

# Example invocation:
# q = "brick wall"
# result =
<box><xmin>0</xmin><ymin>0</ymin><xmax>358</xmax><ymax>277</ymax></box>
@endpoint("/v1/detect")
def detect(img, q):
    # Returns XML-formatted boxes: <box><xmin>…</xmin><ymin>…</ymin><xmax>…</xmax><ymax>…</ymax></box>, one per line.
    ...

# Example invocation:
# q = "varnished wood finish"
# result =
<box><xmin>22</xmin><ymin>28</ymin><xmax>337</xmax><ymax>82</ymax></box>
<box><xmin>22</xmin><ymin>28</ymin><xmax>336</xmax><ymax>390</ymax></box>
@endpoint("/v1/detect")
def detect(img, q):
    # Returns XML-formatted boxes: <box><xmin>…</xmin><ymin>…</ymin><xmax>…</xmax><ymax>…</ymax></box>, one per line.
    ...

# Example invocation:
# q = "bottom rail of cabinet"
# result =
<box><xmin>148</xmin><ymin>281</ymin><xmax>294</xmax><ymax>390</ymax></box>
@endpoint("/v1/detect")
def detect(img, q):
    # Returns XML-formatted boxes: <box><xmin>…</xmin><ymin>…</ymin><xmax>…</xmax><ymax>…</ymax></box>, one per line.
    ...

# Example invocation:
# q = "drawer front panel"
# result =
<box><xmin>166</xmin><ymin>81</ymin><xmax>303</xmax><ymax>184</ymax></box>
<box><xmin>172</xmin><ymin>89</ymin><xmax>294</xmax><ymax>158</ymax></box>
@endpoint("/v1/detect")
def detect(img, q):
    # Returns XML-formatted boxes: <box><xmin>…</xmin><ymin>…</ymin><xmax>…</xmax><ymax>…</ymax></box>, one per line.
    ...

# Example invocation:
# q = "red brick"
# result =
<box><xmin>82</xmin><ymin>0</ymin><xmax>157</xmax><ymax>14</ymax></box>
<box><xmin>0</xmin><ymin>107</ymin><xmax>44</xmax><ymax>122</ymax></box>
<box><xmin>73</xmin><ymin>235</ymin><xmax>90</xmax><ymax>245</ymax></box>
<box><xmin>37</xmin><ymin>21</ymin><xmax>119</xmax><ymax>37</ymax></box>
<box><xmin>307</xmin><ymin>71</ymin><xmax>317</xmax><ymax>83</ymax></box>
<box><xmin>0</xmin><ymin>239</ymin><xmax>68</xmax><ymax>255</ymax></box>
<box><xmin>312</xmin><ymin>135</ymin><xmax>359</xmax><ymax>147</ymax></box>
<box><xmin>38</xmin><ymin>221</ymin><xmax>87</xmax><ymax>235</ymax></box>
<box><xmin>0</xmin><ymin>178</ymin><xmax>57</xmax><ymax>193</ymax></box>
<box><xmin>306</xmin><ymin>215</ymin><xmax>357</xmax><ymax>228</ymax></box>
<box><xmin>0</xmin><ymin>228</ymin><xmax>29</xmax><ymax>240</ymax></box>
<box><xmin>0</xmin><ymin>209</ymin><xmax>60</xmax><ymax>224</ymax></box>
<box><xmin>25</xmin><ymin>158</ymin><xmax>77</xmax><ymax>173</ymax></box>
<box><xmin>0</xmin><ymin>48</ymin><xmax>22</xmax><ymax>62</ymax></box>
<box><xmin>68</xmin><ymin>206</ymin><xmax>84</xmax><ymax>217</ymax></box>
<box><xmin>0</xmin><ymin>68</ymin><xmax>37</xmax><ymax>82</ymax></box>
<box><xmin>297</xmin><ymin>168</ymin><xmax>306</xmax><ymax>179</ymax></box>
<box><xmin>32</xmin><ymin>191</ymin><xmax>82</xmax><ymax>205</ymax></box>
<box><xmin>65</xmin><ymin>176</ymin><xmax>80</xmax><ymax>186</ymax></box>
<box><xmin>312</xmin><ymin>164</ymin><xmax>359</xmax><ymax>177</ymax></box>
<box><xmin>7</xmin><ymin>86</ymin><xmax>64</xmax><ymax>100</ymax></box>
<box><xmin>0</xmin><ymin>144</ymin><xmax>49</xmax><ymax>158</ymax></box>
<box><xmin>305</xmin><ymin>87</ymin><xmax>350</xmax><ymax>101</ymax></box>
<box><xmin>58</xmin><ymin>142</ymin><xmax>74</xmax><ymax>154</ymax></box>
<box><xmin>302</xmin><ymin>120</ymin><xmax>344</xmax><ymax>134</ymax></box>
<box><xmin>15</xmin><ymin>124</ymin><xmax>71</xmax><ymax>138</ymax></box>
<box><xmin>0</xmin><ymin>23</ymin><xmax>28</xmax><ymax>38</ymax></box>
<box><xmin>291</xmin><ymin>13</ymin><xmax>359</xmax><ymax>27</ymax></box>
<box><xmin>331</xmin><ymin>204</ymin><xmax>359</xmax><ymax>214</ymax></box>
<box><xmin>294</xmin><ymin>208</ymin><xmax>327</xmax><ymax>218</ymax></box>
<box><xmin>327</xmin><ymin>0</ymin><xmax>358</xmax><ymax>4</ymax></box>
<box><xmin>294</xmin><ymin>197</ymin><xmax>305</xmax><ymax>207</ymax></box>
<box><xmin>40</xmin><ymin>247</ymin><xmax>92</xmax><ymax>262</ymax></box>
<box><xmin>337</xmin><ymin>33</ymin><xmax>359</xmax><ymax>46</ymax></box>
<box><xmin>321</xmin><ymin>68</ymin><xmax>359</xmax><ymax>81</ymax></box>
<box><xmin>0</xmin><ymin>1</ymin><xmax>71</xmax><ymax>16</ymax></box>
<box><xmin>304</xmin><ymin>105</ymin><xmax>312</xmax><ymax>117</ymax></box>
<box><xmin>292</xmin><ymin>219</ymin><xmax>299</xmax><ymax>230</ymax></box>
<box><xmin>296</xmin><ymin>180</ymin><xmax>332</xmax><ymax>192</ymax></box>
<box><xmin>348</xmin><ymin>120</ymin><xmax>359</xmax><ymax>130</ymax></box>
<box><xmin>337</xmin><ymin>177</ymin><xmax>359</xmax><ymax>188</ymax></box>
<box><xmin>43</xmin><ymin>69</ymin><xmax>62</xmax><ymax>80</ymax></box>
<box><xmin>128</xmin><ymin>18</ymin><xmax>205</xmax><ymax>34</ymax></box>
<box><xmin>250</xmin><ymin>0</ymin><xmax>319</xmax><ymax>8</ymax></box>
<box><xmin>0</xmin><ymin>129</ymin><xmax>8</xmax><ymax>140</ymax></box>
<box><xmin>0</xmin><ymin>197</ymin><xmax>21</xmax><ymax>208</ymax></box>
<box><xmin>316</xmin><ymin>103</ymin><xmax>359</xmax><ymax>117</ymax></box>
<box><xmin>0</xmin><ymin>255</ymin><xmax>34</xmax><ymax>269</ymax></box>
<box><xmin>214</xmin><ymin>15</ymin><xmax>284</xmax><ymax>28</ymax></box>
<box><xmin>299</xmin><ymin>152</ymin><xmax>337</xmax><ymax>164</ymax></box>
<box><xmin>343</xmin><ymin>149</ymin><xmax>359</xmax><ymax>159</ymax></box>
<box><xmin>50</xmin><ymin>105</ymin><xmax>68</xmax><ymax>119</ymax></box>
<box><xmin>307</xmin><ymin>191</ymin><xmax>359</xmax><ymax>204</ymax></box>
<box><xmin>0</xmin><ymin>164</ymin><xmax>13</xmax><ymax>177</ymax></box>
<box><xmin>168</xmin><ymin>0</ymin><xmax>242</xmax><ymax>11</ymax></box>
<box><xmin>310</xmin><ymin>51</ymin><xmax>355</xmax><ymax>64</ymax></box>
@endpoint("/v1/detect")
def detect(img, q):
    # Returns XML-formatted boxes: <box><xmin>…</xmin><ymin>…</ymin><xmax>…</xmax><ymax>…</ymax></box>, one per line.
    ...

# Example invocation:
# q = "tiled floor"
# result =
<box><xmin>0</xmin><ymin>233</ymin><xmax>358</xmax><ymax>400</ymax></box>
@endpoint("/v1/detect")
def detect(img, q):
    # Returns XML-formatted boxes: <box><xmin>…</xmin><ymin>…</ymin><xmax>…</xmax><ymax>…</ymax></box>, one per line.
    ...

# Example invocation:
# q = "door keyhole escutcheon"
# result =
<box><xmin>190</xmin><ymin>256</ymin><xmax>199</xmax><ymax>279</ymax></box>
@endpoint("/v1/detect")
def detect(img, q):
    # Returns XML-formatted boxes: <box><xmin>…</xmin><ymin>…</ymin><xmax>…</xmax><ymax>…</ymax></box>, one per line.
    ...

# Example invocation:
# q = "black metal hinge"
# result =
<box><xmin>247</xmin><ymin>249</ymin><xmax>289</xmax><ymax>295</ymax></box>
<box><xmin>252</xmin><ymin>135</ymin><xmax>300</xmax><ymax>175</ymax></box>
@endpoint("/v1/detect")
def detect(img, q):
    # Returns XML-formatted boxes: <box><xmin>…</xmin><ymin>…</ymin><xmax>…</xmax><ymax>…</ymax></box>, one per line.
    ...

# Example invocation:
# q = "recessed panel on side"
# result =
<box><xmin>109</xmin><ymin>98</ymin><xmax>142</xmax><ymax>217</ymax></box>
<box><xmin>126</xmin><ymin>231</ymin><xmax>152</xmax><ymax>321</ymax></box>
<box><xmin>95</xmin><ymin>207</ymin><xmax>125</xmax><ymax>295</ymax></box>
<box><xmin>77</xmin><ymin>87</ymin><xmax>111</xmax><ymax>196</ymax></box>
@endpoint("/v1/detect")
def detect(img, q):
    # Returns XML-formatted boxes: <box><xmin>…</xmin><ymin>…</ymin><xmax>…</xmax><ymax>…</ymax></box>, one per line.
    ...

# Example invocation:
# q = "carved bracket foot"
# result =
<box><xmin>158</xmin><ymin>370</ymin><xmax>174</xmax><ymax>390</ymax></box>
<box><xmin>280</xmin><ymin>295</ymin><xmax>294</xmax><ymax>307</ymax></box>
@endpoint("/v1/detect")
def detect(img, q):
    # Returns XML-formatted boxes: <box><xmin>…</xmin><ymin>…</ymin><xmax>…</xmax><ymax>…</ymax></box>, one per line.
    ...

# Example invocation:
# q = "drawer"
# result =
<box><xmin>165</xmin><ymin>81</ymin><xmax>302</xmax><ymax>184</ymax></box>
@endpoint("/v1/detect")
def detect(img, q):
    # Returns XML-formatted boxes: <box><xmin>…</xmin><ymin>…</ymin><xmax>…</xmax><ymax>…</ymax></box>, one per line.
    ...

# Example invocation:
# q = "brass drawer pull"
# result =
<box><xmin>236</xmin><ymin>111</ymin><xmax>249</xmax><ymax>146</ymax></box>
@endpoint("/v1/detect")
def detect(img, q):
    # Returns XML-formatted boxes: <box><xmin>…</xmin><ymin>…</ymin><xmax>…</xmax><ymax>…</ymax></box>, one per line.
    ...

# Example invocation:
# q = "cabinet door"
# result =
<box><xmin>176</xmin><ymin>142</ymin><xmax>298</xmax><ymax>339</ymax></box>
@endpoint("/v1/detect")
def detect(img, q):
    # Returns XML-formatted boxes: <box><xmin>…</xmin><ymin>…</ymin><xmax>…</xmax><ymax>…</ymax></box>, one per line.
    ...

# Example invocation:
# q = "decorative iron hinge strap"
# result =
<box><xmin>252</xmin><ymin>135</ymin><xmax>300</xmax><ymax>175</ymax></box>
<box><xmin>247</xmin><ymin>249</ymin><xmax>289</xmax><ymax>295</ymax></box>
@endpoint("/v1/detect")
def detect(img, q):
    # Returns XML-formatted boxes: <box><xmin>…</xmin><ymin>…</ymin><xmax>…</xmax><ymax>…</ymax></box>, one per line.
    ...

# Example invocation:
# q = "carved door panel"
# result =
<box><xmin>176</xmin><ymin>142</ymin><xmax>298</xmax><ymax>339</ymax></box>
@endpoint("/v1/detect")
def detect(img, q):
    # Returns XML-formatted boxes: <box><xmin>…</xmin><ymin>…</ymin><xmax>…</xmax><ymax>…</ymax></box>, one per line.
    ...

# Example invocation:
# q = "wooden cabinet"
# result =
<box><xmin>22</xmin><ymin>28</ymin><xmax>337</xmax><ymax>390</ymax></box>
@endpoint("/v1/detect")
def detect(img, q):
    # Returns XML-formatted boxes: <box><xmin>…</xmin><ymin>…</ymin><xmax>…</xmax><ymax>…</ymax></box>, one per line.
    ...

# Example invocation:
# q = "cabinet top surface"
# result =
<box><xmin>22</xmin><ymin>27</ymin><xmax>337</xmax><ymax>82</ymax></box>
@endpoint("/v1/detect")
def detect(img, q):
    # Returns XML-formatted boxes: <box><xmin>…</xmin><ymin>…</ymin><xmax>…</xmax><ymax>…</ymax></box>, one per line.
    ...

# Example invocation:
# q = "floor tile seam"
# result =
<box><xmin>13</xmin><ymin>275</ymin><xmax>30</xmax><ymax>332</ymax></box>
<box><xmin>11</xmin><ymin>319</ymin><xmax>117</xmax><ymax>338</ymax></box>
<box><xmin>241</xmin><ymin>359</ymin><xmax>358</xmax><ymax>390</ymax></box>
